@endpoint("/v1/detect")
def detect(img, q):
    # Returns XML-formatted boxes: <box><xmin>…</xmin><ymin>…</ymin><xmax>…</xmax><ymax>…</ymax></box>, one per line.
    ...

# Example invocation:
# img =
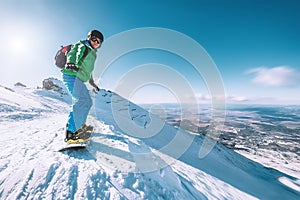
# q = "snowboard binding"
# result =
<box><xmin>65</xmin><ymin>124</ymin><xmax>93</xmax><ymax>144</ymax></box>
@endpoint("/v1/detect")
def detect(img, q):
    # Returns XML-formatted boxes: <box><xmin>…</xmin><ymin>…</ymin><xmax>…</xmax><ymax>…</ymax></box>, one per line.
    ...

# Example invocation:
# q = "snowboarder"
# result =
<box><xmin>61</xmin><ymin>30</ymin><xmax>103</xmax><ymax>144</ymax></box>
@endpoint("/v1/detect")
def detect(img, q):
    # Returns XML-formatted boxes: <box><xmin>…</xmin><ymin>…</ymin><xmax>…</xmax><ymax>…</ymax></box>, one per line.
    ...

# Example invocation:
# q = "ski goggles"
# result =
<box><xmin>91</xmin><ymin>36</ymin><xmax>101</xmax><ymax>44</ymax></box>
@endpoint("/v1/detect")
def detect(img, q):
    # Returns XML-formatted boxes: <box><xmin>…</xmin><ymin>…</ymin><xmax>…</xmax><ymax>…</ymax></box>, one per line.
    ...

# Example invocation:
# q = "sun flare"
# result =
<box><xmin>11</xmin><ymin>37</ymin><xmax>28</xmax><ymax>54</ymax></box>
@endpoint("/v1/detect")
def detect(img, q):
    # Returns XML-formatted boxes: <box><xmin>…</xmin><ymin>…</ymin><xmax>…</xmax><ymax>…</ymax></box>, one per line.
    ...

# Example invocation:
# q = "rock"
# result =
<box><xmin>42</xmin><ymin>78</ymin><xmax>67</xmax><ymax>95</ymax></box>
<box><xmin>14</xmin><ymin>82</ymin><xmax>26</xmax><ymax>87</ymax></box>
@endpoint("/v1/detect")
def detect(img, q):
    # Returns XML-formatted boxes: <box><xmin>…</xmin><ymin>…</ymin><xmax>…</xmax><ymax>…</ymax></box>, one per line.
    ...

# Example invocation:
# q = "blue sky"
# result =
<box><xmin>0</xmin><ymin>0</ymin><xmax>299</xmax><ymax>104</ymax></box>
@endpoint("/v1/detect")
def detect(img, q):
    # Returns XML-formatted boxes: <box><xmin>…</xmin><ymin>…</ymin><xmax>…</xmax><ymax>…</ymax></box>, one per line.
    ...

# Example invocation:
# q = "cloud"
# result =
<box><xmin>196</xmin><ymin>93</ymin><xmax>248</xmax><ymax>104</ymax></box>
<box><xmin>195</xmin><ymin>93</ymin><xmax>211</xmax><ymax>101</ymax></box>
<box><xmin>247</xmin><ymin>66</ymin><xmax>300</xmax><ymax>87</ymax></box>
<box><xmin>227</xmin><ymin>95</ymin><xmax>249</xmax><ymax>103</ymax></box>
<box><xmin>194</xmin><ymin>93</ymin><xmax>300</xmax><ymax>105</ymax></box>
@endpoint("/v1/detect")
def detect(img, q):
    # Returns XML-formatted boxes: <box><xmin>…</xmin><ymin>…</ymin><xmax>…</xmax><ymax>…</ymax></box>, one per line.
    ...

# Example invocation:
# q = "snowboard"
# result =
<box><xmin>58</xmin><ymin>141</ymin><xmax>89</xmax><ymax>152</ymax></box>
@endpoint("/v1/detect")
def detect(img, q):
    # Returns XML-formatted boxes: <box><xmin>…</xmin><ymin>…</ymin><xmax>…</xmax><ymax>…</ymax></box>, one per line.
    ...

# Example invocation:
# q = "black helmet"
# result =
<box><xmin>87</xmin><ymin>30</ymin><xmax>104</xmax><ymax>42</ymax></box>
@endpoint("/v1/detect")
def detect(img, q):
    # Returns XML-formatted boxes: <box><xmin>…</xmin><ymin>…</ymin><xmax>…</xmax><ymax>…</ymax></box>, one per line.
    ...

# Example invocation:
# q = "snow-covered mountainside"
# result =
<box><xmin>0</xmin><ymin>80</ymin><xmax>299</xmax><ymax>199</ymax></box>
<box><xmin>145</xmin><ymin>103</ymin><xmax>300</xmax><ymax>180</ymax></box>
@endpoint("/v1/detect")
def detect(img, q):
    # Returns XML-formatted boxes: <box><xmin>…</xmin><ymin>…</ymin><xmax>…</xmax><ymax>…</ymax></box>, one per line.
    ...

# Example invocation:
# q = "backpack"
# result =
<box><xmin>54</xmin><ymin>44</ymin><xmax>89</xmax><ymax>69</ymax></box>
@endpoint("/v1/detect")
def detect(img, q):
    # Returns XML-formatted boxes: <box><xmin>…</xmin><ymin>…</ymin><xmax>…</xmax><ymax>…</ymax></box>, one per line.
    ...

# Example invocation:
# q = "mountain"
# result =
<box><xmin>0</xmin><ymin>79</ymin><xmax>299</xmax><ymax>199</ymax></box>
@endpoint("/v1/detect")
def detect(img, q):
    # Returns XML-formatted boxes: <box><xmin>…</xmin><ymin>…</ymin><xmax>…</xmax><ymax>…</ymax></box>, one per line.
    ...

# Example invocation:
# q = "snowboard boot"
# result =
<box><xmin>65</xmin><ymin>130</ymin><xmax>74</xmax><ymax>142</ymax></box>
<box><xmin>64</xmin><ymin>130</ymin><xmax>83</xmax><ymax>144</ymax></box>
<box><xmin>74</xmin><ymin>124</ymin><xmax>93</xmax><ymax>140</ymax></box>
<box><xmin>65</xmin><ymin>124</ymin><xmax>93</xmax><ymax>144</ymax></box>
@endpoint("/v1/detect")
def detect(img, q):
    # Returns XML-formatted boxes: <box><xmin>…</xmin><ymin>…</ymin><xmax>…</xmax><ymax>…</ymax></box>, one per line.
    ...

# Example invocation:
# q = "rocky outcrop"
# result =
<box><xmin>14</xmin><ymin>82</ymin><xmax>27</xmax><ymax>87</ymax></box>
<box><xmin>42</xmin><ymin>78</ymin><xmax>67</xmax><ymax>95</ymax></box>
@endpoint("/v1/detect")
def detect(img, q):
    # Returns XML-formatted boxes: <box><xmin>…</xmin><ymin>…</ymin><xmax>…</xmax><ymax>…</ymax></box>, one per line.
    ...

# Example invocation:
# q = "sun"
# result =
<box><xmin>3</xmin><ymin>21</ymin><xmax>38</xmax><ymax>57</ymax></box>
<box><xmin>11</xmin><ymin>37</ymin><xmax>28</xmax><ymax>54</ymax></box>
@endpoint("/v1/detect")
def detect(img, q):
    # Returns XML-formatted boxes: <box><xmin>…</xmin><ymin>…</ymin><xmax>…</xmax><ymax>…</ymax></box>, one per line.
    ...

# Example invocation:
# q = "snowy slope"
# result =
<box><xmin>0</xmin><ymin>83</ymin><xmax>299</xmax><ymax>200</ymax></box>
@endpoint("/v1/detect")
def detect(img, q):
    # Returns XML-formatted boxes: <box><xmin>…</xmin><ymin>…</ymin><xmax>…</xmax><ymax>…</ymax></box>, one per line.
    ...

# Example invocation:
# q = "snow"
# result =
<box><xmin>0</xmin><ymin>83</ymin><xmax>299</xmax><ymax>199</ymax></box>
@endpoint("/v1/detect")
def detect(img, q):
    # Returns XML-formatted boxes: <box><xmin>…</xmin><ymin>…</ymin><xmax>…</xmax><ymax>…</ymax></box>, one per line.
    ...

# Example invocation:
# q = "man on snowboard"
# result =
<box><xmin>61</xmin><ymin>30</ymin><xmax>103</xmax><ymax>144</ymax></box>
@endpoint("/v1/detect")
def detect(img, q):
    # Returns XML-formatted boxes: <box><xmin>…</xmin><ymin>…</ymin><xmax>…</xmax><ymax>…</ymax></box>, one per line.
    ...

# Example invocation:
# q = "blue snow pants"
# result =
<box><xmin>62</xmin><ymin>74</ymin><xmax>92</xmax><ymax>133</ymax></box>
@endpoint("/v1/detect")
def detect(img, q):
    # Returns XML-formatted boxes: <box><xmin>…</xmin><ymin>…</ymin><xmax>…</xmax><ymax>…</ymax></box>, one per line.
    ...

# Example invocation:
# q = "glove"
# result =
<box><xmin>93</xmin><ymin>86</ymin><xmax>100</xmax><ymax>93</ymax></box>
<box><xmin>65</xmin><ymin>62</ymin><xmax>81</xmax><ymax>72</ymax></box>
<box><xmin>95</xmin><ymin>86</ymin><xmax>100</xmax><ymax>92</ymax></box>
<box><xmin>89</xmin><ymin>78</ymin><xmax>100</xmax><ymax>93</ymax></box>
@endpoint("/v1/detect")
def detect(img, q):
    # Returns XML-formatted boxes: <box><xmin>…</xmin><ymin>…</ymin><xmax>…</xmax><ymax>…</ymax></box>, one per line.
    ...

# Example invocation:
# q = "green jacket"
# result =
<box><xmin>61</xmin><ymin>40</ymin><xmax>97</xmax><ymax>82</ymax></box>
